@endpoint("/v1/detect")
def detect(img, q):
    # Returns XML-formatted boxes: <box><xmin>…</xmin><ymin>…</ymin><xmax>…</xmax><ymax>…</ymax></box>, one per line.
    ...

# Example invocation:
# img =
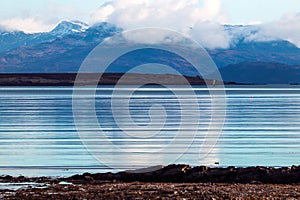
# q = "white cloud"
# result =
<box><xmin>259</xmin><ymin>13</ymin><xmax>300</xmax><ymax>47</ymax></box>
<box><xmin>90</xmin><ymin>4</ymin><xmax>115</xmax><ymax>22</ymax></box>
<box><xmin>234</xmin><ymin>13</ymin><xmax>300</xmax><ymax>47</ymax></box>
<box><xmin>91</xmin><ymin>0</ymin><xmax>230</xmax><ymax>49</ymax></box>
<box><xmin>198</xmin><ymin>0</ymin><xmax>226</xmax><ymax>22</ymax></box>
<box><xmin>91</xmin><ymin>0</ymin><xmax>227</xmax><ymax>28</ymax></box>
<box><xmin>190</xmin><ymin>21</ymin><xmax>230</xmax><ymax>49</ymax></box>
<box><xmin>0</xmin><ymin>17</ymin><xmax>54</xmax><ymax>33</ymax></box>
<box><xmin>91</xmin><ymin>0</ymin><xmax>300</xmax><ymax>49</ymax></box>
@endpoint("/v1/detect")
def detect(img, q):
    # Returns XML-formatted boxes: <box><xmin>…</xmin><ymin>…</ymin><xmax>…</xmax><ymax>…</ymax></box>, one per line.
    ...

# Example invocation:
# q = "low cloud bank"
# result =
<box><xmin>91</xmin><ymin>0</ymin><xmax>230</xmax><ymax>49</ymax></box>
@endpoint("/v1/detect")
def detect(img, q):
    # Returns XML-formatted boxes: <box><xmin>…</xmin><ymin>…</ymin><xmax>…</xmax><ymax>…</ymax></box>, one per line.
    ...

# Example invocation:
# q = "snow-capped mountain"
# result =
<box><xmin>0</xmin><ymin>20</ymin><xmax>90</xmax><ymax>53</ymax></box>
<box><xmin>1</xmin><ymin>21</ymin><xmax>300</xmax><ymax>83</ymax></box>
<box><xmin>50</xmin><ymin>20</ymin><xmax>89</xmax><ymax>36</ymax></box>
<box><xmin>0</xmin><ymin>21</ymin><xmax>121</xmax><ymax>73</ymax></box>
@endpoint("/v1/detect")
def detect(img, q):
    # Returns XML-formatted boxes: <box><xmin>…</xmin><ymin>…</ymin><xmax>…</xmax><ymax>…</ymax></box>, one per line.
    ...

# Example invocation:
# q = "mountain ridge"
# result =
<box><xmin>0</xmin><ymin>21</ymin><xmax>300</xmax><ymax>84</ymax></box>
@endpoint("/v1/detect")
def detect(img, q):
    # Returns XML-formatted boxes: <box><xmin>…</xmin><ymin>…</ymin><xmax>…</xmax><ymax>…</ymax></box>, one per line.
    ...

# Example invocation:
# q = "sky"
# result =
<box><xmin>0</xmin><ymin>0</ymin><xmax>300</xmax><ymax>48</ymax></box>
<box><xmin>222</xmin><ymin>0</ymin><xmax>300</xmax><ymax>24</ymax></box>
<box><xmin>0</xmin><ymin>0</ymin><xmax>300</xmax><ymax>31</ymax></box>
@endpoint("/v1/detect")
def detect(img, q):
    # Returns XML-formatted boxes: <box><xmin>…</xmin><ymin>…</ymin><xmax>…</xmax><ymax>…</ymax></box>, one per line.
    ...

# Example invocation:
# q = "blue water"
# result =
<box><xmin>0</xmin><ymin>86</ymin><xmax>299</xmax><ymax>177</ymax></box>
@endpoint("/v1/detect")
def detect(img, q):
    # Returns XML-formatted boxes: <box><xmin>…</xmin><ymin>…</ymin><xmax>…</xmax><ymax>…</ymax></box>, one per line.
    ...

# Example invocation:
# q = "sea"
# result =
<box><xmin>0</xmin><ymin>85</ymin><xmax>299</xmax><ymax>177</ymax></box>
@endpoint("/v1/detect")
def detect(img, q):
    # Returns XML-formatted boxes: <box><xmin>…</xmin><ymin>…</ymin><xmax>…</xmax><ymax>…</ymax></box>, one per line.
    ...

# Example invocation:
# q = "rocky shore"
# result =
<box><xmin>1</xmin><ymin>182</ymin><xmax>299</xmax><ymax>199</ymax></box>
<box><xmin>65</xmin><ymin>164</ymin><xmax>300</xmax><ymax>184</ymax></box>
<box><xmin>0</xmin><ymin>165</ymin><xmax>300</xmax><ymax>199</ymax></box>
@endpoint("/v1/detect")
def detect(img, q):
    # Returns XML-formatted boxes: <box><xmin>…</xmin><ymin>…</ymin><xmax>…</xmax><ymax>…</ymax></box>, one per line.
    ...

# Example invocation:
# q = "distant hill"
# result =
<box><xmin>0</xmin><ymin>21</ymin><xmax>120</xmax><ymax>73</ymax></box>
<box><xmin>0</xmin><ymin>20</ymin><xmax>89</xmax><ymax>53</ymax></box>
<box><xmin>219</xmin><ymin>62</ymin><xmax>300</xmax><ymax>84</ymax></box>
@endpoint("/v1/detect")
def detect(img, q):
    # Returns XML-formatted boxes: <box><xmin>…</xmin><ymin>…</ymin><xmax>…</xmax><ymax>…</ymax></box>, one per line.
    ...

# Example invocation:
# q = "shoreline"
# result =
<box><xmin>0</xmin><ymin>165</ymin><xmax>299</xmax><ymax>199</ymax></box>
<box><xmin>1</xmin><ymin>164</ymin><xmax>299</xmax><ymax>184</ymax></box>
<box><xmin>1</xmin><ymin>182</ymin><xmax>299</xmax><ymax>199</ymax></box>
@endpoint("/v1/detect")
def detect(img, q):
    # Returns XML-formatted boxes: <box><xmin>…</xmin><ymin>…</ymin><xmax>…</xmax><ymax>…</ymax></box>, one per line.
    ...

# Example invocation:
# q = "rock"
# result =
<box><xmin>125</xmin><ymin>165</ymin><xmax>164</xmax><ymax>173</ymax></box>
<box><xmin>60</xmin><ymin>165</ymin><xmax>300</xmax><ymax>184</ymax></box>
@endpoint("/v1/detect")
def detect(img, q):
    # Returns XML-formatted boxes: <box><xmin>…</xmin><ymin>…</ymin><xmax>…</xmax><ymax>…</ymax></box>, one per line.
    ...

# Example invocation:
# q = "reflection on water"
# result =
<box><xmin>0</xmin><ymin>86</ymin><xmax>299</xmax><ymax>176</ymax></box>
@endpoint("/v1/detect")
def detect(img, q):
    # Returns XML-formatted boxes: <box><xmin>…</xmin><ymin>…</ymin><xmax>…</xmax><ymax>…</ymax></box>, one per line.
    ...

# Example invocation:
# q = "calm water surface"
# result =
<box><xmin>0</xmin><ymin>86</ymin><xmax>299</xmax><ymax>176</ymax></box>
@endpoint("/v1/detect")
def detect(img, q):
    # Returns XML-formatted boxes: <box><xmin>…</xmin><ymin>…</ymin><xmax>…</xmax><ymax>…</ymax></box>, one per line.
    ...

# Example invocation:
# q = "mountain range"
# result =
<box><xmin>1</xmin><ymin>20</ymin><xmax>300</xmax><ymax>84</ymax></box>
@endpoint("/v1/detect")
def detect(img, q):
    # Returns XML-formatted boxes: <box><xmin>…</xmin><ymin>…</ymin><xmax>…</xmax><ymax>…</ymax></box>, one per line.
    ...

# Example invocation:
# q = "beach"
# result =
<box><xmin>1</xmin><ymin>182</ymin><xmax>300</xmax><ymax>199</ymax></box>
<box><xmin>0</xmin><ymin>165</ymin><xmax>300</xmax><ymax>199</ymax></box>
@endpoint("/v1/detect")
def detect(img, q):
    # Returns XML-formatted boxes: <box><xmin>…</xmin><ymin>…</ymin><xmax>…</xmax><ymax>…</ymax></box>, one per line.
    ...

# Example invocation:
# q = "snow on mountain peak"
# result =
<box><xmin>50</xmin><ymin>20</ymin><xmax>89</xmax><ymax>36</ymax></box>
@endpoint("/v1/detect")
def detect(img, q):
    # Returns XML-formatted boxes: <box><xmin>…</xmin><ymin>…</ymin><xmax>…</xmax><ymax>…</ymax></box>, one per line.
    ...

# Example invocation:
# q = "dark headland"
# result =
<box><xmin>0</xmin><ymin>165</ymin><xmax>299</xmax><ymax>199</ymax></box>
<box><xmin>0</xmin><ymin>73</ymin><xmax>235</xmax><ymax>86</ymax></box>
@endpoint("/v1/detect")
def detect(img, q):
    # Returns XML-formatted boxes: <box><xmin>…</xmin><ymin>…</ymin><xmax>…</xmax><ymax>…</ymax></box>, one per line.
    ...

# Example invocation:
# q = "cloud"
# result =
<box><xmin>0</xmin><ymin>17</ymin><xmax>54</xmax><ymax>33</ymax></box>
<box><xmin>91</xmin><ymin>0</ymin><xmax>300</xmax><ymax>49</ymax></box>
<box><xmin>198</xmin><ymin>0</ymin><xmax>226</xmax><ymax>22</ymax></box>
<box><xmin>91</xmin><ymin>0</ymin><xmax>226</xmax><ymax>29</ymax></box>
<box><xmin>259</xmin><ymin>13</ymin><xmax>300</xmax><ymax>47</ymax></box>
<box><xmin>190</xmin><ymin>21</ymin><xmax>230</xmax><ymax>49</ymax></box>
<box><xmin>91</xmin><ymin>0</ymin><xmax>230</xmax><ymax>49</ymax></box>
<box><xmin>234</xmin><ymin>13</ymin><xmax>300</xmax><ymax>47</ymax></box>
<box><xmin>121</xmin><ymin>28</ymin><xmax>183</xmax><ymax>45</ymax></box>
